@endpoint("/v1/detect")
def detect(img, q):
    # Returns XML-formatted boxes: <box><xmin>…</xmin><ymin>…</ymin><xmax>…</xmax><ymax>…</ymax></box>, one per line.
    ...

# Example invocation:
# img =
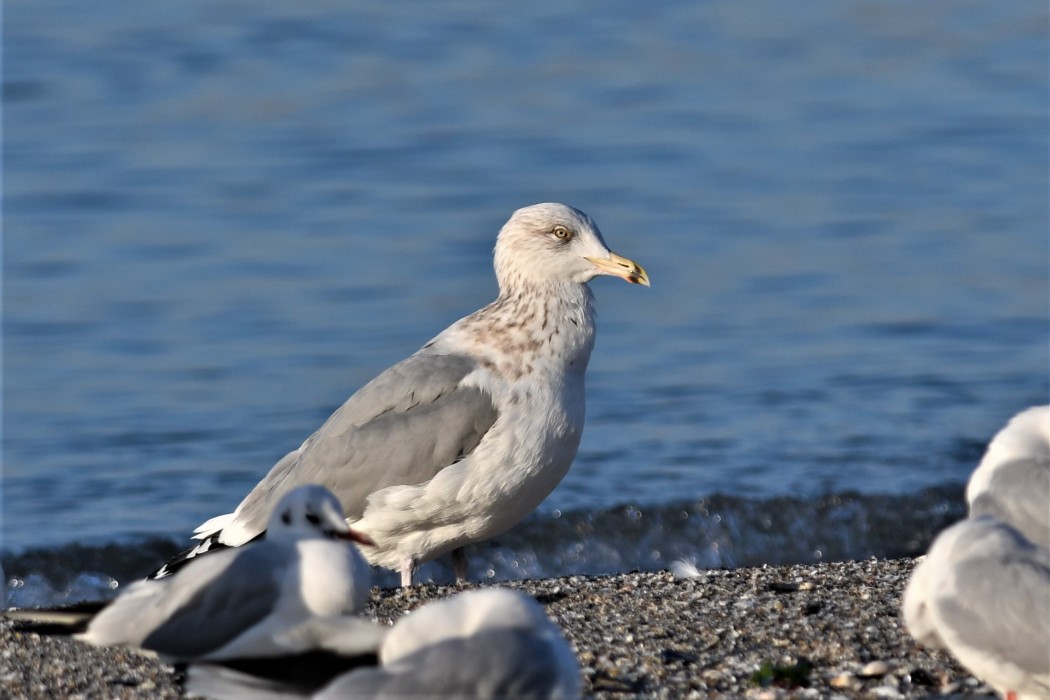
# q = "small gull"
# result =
<box><xmin>188</xmin><ymin>588</ymin><xmax>582</xmax><ymax>699</ymax></box>
<box><xmin>903</xmin><ymin>515</ymin><xmax>1050</xmax><ymax>700</ymax></box>
<box><xmin>966</xmin><ymin>405</ymin><xmax>1050</xmax><ymax>548</ymax></box>
<box><xmin>160</xmin><ymin>203</ymin><xmax>649</xmax><ymax>586</ymax></box>
<box><xmin>80</xmin><ymin>484</ymin><xmax>373</xmax><ymax>662</ymax></box>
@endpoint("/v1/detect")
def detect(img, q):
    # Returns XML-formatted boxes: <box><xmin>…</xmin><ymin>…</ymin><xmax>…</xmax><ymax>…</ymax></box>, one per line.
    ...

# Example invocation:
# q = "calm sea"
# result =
<box><xmin>4</xmin><ymin>0</ymin><xmax>1047</xmax><ymax>603</ymax></box>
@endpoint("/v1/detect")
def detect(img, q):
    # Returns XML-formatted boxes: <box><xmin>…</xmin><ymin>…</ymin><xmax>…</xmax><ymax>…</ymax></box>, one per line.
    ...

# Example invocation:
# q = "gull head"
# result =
<box><xmin>494</xmin><ymin>203</ymin><xmax>649</xmax><ymax>291</ymax></box>
<box><xmin>985</xmin><ymin>405</ymin><xmax>1049</xmax><ymax>464</ymax></box>
<box><xmin>966</xmin><ymin>404</ymin><xmax>1050</xmax><ymax>504</ymax></box>
<box><xmin>267</xmin><ymin>484</ymin><xmax>374</xmax><ymax>546</ymax></box>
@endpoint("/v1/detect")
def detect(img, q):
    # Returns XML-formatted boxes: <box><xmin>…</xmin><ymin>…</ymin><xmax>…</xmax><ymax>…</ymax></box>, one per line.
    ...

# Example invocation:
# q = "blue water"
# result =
<box><xmin>3</xmin><ymin>1</ymin><xmax>1047</xmax><ymax>603</ymax></box>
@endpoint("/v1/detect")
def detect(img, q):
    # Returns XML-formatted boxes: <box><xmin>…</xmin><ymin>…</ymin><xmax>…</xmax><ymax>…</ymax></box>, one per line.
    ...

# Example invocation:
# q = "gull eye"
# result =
<box><xmin>552</xmin><ymin>225</ymin><xmax>573</xmax><ymax>241</ymax></box>
<box><xmin>305</xmin><ymin>512</ymin><xmax>321</xmax><ymax>525</ymax></box>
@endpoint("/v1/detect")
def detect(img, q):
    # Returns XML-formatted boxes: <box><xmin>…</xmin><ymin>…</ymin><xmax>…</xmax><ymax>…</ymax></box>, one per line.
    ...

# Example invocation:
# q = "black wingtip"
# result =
<box><xmin>147</xmin><ymin>530</ymin><xmax>267</xmax><ymax>579</ymax></box>
<box><xmin>147</xmin><ymin>535</ymin><xmax>230</xmax><ymax>579</ymax></box>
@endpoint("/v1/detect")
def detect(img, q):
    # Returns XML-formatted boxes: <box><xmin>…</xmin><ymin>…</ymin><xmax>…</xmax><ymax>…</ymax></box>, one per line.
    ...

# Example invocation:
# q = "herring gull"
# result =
<box><xmin>157</xmin><ymin>203</ymin><xmax>649</xmax><ymax>586</ymax></box>
<box><xmin>81</xmin><ymin>485</ymin><xmax>373</xmax><ymax>661</ymax></box>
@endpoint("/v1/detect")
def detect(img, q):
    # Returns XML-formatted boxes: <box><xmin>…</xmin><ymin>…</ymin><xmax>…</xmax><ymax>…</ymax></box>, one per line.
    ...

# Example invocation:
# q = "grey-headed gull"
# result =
<box><xmin>80</xmin><ymin>484</ymin><xmax>373</xmax><ymax>661</ymax></box>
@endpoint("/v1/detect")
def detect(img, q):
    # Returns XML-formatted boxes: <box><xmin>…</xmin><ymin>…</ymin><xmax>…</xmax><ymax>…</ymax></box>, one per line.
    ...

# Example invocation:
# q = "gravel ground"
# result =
<box><xmin>0</xmin><ymin>557</ymin><xmax>995</xmax><ymax>699</ymax></box>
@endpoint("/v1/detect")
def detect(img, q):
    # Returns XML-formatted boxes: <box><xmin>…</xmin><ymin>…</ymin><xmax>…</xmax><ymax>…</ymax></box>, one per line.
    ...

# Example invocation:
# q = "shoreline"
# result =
<box><xmin>0</xmin><ymin>558</ymin><xmax>994</xmax><ymax>699</ymax></box>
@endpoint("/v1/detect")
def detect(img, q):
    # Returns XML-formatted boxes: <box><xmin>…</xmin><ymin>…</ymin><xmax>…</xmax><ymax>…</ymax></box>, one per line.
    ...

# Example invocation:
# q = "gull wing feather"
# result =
<box><xmin>969</xmin><ymin>457</ymin><xmax>1050</xmax><ymax>548</ymax></box>
<box><xmin>933</xmin><ymin>540</ymin><xmax>1050</xmax><ymax>680</ymax></box>
<box><xmin>139</xmin><ymin>546</ymin><xmax>285</xmax><ymax>659</ymax></box>
<box><xmin>224</xmin><ymin>353</ymin><xmax>497</xmax><ymax>542</ymax></box>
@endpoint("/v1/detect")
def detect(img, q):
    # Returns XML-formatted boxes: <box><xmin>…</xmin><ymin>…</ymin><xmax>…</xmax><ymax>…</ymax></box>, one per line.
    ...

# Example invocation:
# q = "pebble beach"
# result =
<box><xmin>1</xmin><ymin>557</ymin><xmax>995</xmax><ymax>699</ymax></box>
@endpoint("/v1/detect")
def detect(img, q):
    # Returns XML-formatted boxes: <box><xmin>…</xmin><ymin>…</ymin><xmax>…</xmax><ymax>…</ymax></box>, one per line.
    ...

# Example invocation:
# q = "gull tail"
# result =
<box><xmin>148</xmin><ymin>511</ymin><xmax>239</xmax><ymax>579</ymax></box>
<box><xmin>148</xmin><ymin>515</ymin><xmax>267</xmax><ymax>580</ymax></box>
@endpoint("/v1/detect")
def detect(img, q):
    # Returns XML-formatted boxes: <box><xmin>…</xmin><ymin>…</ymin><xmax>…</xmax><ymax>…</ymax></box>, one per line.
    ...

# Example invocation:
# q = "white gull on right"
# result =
<box><xmin>904</xmin><ymin>406</ymin><xmax>1050</xmax><ymax>700</ymax></box>
<box><xmin>903</xmin><ymin>515</ymin><xmax>1049</xmax><ymax>700</ymax></box>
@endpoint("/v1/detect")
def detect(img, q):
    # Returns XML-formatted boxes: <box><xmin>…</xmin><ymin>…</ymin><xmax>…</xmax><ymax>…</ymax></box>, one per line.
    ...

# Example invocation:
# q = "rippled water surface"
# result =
<box><xmin>3</xmin><ymin>2</ymin><xmax>1047</xmax><ymax>599</ymax></box>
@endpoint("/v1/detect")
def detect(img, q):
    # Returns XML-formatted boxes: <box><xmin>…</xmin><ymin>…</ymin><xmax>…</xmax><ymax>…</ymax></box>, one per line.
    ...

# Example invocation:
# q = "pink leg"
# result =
<box><xmin>452</xmin><ymin>547</ymin><xmax>468</xmax><ymax>582</ymax></box>
<box><xmin>400</xmin><ymin>558</ymin><xmax>414</xmax><ymax>587</ymax></box>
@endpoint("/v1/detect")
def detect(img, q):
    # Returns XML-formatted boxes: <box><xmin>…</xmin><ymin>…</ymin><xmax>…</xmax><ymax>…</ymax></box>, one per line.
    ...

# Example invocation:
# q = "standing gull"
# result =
<box><xmin>160</xmin><ymin>203</ymin><xmax>649</xmax><ymax>586</ymax></box>
<box><xmin>81</xmin><ymin>485</ymin><xmax>373</xmax><ymax>661</ymax></box>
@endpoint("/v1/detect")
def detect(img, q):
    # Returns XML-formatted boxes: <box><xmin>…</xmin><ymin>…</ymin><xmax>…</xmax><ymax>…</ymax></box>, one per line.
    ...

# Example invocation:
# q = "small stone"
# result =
<box><xmin>768</xmin><ymin>581</ymin><xmax>799</xmax><ymax>593</ymax></box>
<box><xmin>872</xmin><ymin>685</ymin><xmax>903</xmax><ymax>699</ymax></box>
<box><xmin>701</xmin><ymin>669</ymin><xmax>725</xmax><ymax>684</ymax></box>
<box><xmin>659</xmin><ymin>648</ymin><xmax>698</xmax><ymax>665</ymax></box>
<box><xmin>859</xmin><ymin>660</ymin><xmax>891</xmax><ymax>677</ymax></box>
<box><xmin>829</xmin><ymin>673</ymin><xmax>856</xmax><ymax>689</ymax></box>
<box><xmin>906</xmin><ymin>667</ymin><xmax>938</xmax><ymax>686</ymax></box>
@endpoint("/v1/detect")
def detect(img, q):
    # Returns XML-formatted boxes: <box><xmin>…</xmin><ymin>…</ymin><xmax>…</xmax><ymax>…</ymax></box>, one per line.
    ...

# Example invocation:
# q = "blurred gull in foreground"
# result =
<box><xmin>79</xmin><ymin>485</ymin><xmax>373</xmax><ymax>662</ymax></box>
<box><xmin>904</xmin><ymin>406</ymin><xmax>1050</xmax><ymax>700</ymax></box>
<box><xmin>903</xmin><ymin>516</ymin><xmax>1049</xmax><ymax>700</ymax></box>
<box><xmin>966</xmin><ymin>405</ymin><xmax>1050</xmax><ymax>548</ymax></box>
<box><xmin>157</xmin><ymin>203</ymin><xmax>649</xmax><ymax>586</ymax></box>
<box><xmin>188</xmin><ymin>588</ymin><xmax>583</xmax><ymax>699</ymax></box>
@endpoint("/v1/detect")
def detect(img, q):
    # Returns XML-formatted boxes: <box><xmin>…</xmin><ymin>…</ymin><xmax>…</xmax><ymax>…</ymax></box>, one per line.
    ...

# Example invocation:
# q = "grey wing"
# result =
<box><xmin>317</xmin><ymin>629</ymin><xmax>562</xmax><ymax>700</ymax></box>
<box><xmin>969</xmin><ymin>457</ymin><xmax>1050</xmax><ymax>549</ymax></box>
<box><xmin>233</xmin><ymin>353</ymin><xmax>497</xmax><ymax>533</ymax></box>
<box><xmin>79</xmin><ymin>548</ymin><xmax>246</xmax><ymax>649</ymax></box>
<box><xmin>934</xmin><ymin>546</ymin><xmax>1050</xmax><ymax>677</ymax></box>
<box><xmin>142</xmin><ymin>545</ymin><xmax>285</xmax><ymax>659</ymax></box>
